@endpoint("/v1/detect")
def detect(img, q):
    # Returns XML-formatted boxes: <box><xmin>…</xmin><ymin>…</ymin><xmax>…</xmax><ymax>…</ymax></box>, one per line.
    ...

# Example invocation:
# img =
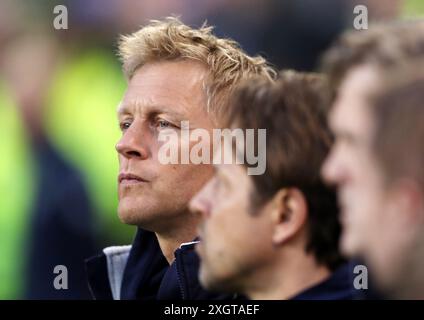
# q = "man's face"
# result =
<box><xmin>322</xmin><ymin>66</ymin><xmax>386</xmax><ymax>259</ymax></box>
<box><xmin>189</xmin><ymin>163</ymin><xmax>273</xmax><ymax>293</ymax></box>
<box><xmin>322</xmin><ymin>65</ymin><xmax>399</xmax><ymax>269</ymax></box>
<box><xmin>116</xmin><ymin>60</ymin><xmax>214</xmax><ymax>232</ymax></box>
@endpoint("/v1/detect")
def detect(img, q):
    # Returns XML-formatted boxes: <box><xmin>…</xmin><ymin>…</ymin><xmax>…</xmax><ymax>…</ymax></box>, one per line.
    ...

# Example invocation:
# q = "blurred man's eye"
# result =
<box><xmin>334</xmin><ymin>130</ymin><xmax>356</xmax><ymax>147</ymax></box>
<box><xmin>212</xmin><ymin>177</ymin><xmax>222</xmax><ymax>193</ymax></box>
<box><xmin>214</xmin><ymin>174</ymin><xmax>230</xmax><ymax>195</ymax></box>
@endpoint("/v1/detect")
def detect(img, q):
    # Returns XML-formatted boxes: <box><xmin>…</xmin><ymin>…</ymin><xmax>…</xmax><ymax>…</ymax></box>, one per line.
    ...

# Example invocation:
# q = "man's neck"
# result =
<box><xmin>392</xmin><ymin>239</ymin><xmax>424</xmax><ymax>299</ymax></box>
<box><xmin>246</xmin><ymin>250</ymin><xmax>331</xmax><ymax>300</ymax></box>
<box><xmin>155</xmin><ymin>220</ymin><xmax>199</xmax><ymax>264</ymax></box>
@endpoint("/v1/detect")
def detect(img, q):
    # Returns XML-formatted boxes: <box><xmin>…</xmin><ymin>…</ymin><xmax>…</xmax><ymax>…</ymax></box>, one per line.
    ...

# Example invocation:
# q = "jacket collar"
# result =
<box><xmin>86</xmin><ymin>228</ymin><xmax>233</xmax><ymax>300</ymax></box>
<box><xmin>122</xmin><ymin>228</ymin><xmax>232</xmax><ymax>300</ymax></box>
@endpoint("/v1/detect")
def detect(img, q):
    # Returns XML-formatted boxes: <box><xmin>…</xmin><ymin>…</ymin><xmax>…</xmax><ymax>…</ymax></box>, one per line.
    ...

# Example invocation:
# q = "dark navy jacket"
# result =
<box><xmin>86</xmin><ymin>228</ymin><xmax>377</xmax><ymax>300</ymax></box>
<box><xmin>85</xmin><ymin>228</ymin><xmax>233</xmax><ymax>300</ymax></box>
<box><xmin>291</xmin><ymin>262</ymin><xmax>356</xmax><ymax>300</ymax></box>
<box><xmin>291</xmin><ymin>260</ymin><xmax>382</xmax><ymax>300</ymax></box>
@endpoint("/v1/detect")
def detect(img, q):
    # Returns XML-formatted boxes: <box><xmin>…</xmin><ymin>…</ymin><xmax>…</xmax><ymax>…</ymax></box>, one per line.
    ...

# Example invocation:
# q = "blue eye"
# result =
<box><xmin>158</xmin><ymin>120</ymin><xmax>171</xmax><ymax>128</ymax></box>
<box><xmin>120</xmin><ymin>122</ymin><xmax>131</xmax><ymax>131</ymax></box>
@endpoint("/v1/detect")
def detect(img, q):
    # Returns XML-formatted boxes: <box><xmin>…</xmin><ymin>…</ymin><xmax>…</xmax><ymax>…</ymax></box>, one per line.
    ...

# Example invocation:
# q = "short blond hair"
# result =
<box><xmin>118</xmin><ymin>17</ymin><xmax>276</xmax><ymax>118</ymax></box>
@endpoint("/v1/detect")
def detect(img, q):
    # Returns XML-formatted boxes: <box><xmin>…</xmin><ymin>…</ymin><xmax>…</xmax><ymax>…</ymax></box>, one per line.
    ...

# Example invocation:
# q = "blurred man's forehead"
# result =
<box><xmin>340</xmin><ymin>65</ymin><xmax>381</xmax><ymax>97</ymax></box>
<box><xmin>330</xmin><ymin>65</ymin><xmax>381</xmax><ymax>136</ymax></box>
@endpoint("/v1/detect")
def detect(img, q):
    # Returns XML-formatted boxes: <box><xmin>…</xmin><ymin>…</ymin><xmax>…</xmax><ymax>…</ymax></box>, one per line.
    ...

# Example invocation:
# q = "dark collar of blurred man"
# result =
<box><xmin>84</xmin><ymin>17</ymin><xmax>275</xmax><ymax>300</ymax></box>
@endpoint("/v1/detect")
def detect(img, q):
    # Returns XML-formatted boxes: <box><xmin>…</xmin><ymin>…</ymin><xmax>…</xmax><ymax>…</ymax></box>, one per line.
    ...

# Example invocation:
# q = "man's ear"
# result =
<box><xmin>270</xmin><ymin>188</ymin><xmax>308</xmax><ymax>246</ymax></box>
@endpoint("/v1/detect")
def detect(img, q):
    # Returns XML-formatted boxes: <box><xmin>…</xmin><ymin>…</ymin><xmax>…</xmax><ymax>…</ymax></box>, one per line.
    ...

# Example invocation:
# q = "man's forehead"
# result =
<box><xmin>122</xmin><ymin>81</ymin><xmax>192</xmax><ymax>110</ymax></box>
<box><xmin>130</xmin><ymin>60</ymin><xmax>208</xmax><ymax>90</ymax></box>
<box><xmin>340</xmin><ymin>64</ymin><xmax>381</xmax><ymax>96</ymax></box>
<box><xmin>118</xmin><ymin>62</ymin><xmax>208</xmax><ymax>116</ymax></box>
<box><xmin>329</xmin><ymin>97</ymin><xmax>369</xmax><ymax>140</ymax></box>
<box><xmin>330</xmin><ymin>65</ymin><xmax>381</xmax><ymax>130</ymax></box>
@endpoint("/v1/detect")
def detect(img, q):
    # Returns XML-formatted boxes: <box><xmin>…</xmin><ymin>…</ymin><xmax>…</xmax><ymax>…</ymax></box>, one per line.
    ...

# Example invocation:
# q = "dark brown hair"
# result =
<box><xmin>321</xmin><ymin>20</ymin><xmax>424</xmax><ymax>91</ymax></box>
<box><xmin>225</xmin><ymin>70</ymin><xmax>343</xmax><ymax>270</ymax></box>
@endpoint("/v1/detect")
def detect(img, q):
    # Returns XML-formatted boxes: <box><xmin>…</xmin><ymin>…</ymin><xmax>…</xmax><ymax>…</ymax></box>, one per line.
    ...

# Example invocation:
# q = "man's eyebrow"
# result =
<box><xmin>117</xmin><ymin>101</ymin><xmax>186</xmax><ymax>119</ymax></box>
<box><xmin>328</xmin><ymin>110</ymin><xmax>355</xmax><ymax>142</ymax></box>
<box><xmin>116</xmin><ymin>101</ymin><xmax>129</xmax><ymax>116</ymax></box>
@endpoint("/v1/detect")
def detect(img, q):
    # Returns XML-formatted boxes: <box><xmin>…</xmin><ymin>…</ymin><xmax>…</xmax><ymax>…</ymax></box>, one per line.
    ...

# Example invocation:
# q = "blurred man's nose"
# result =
<box><xmin>322</xmin><ymin>148</ymin><xmax>344</xmax><ymax>186</ymax></box>
<box><xmin>189</xmin><ymin>187</ymin><xmax>212</xmax><ymax>220</ymax></box>
<box><xmin>115</xmin><ymin>124</ymin><xmax>148</xmax><ymax>160</ymax></box>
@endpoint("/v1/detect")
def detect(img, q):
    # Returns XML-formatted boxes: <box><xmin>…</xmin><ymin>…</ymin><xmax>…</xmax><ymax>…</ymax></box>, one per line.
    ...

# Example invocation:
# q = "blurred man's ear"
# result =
<box><xmin>269</xmin><ymin>188</ymin><xmax>308</xmax><ymax>246</ymax></box>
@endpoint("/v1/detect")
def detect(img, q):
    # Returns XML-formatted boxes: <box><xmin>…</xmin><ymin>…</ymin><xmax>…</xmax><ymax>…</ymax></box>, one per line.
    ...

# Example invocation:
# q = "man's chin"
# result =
<box><xmin>200</xmin><ymin>264</ymin><xmax>238</xmax><ymax>294</ymax></box>
<box><xmin>118</xmin><ymin>203</ymin><xmax>167</xmax><ymax>232</ymax></box>
<box><xmin>118</xmin><ymin>209</ymin><xmax>141</xmax><ymax>225</ymax></box>
<box><xmin>200</xmin><ymin>268</ymin><xmax>223</xmax><ymax>292</ymax></box>
<box><xmin>117</xmin><ymin>202</ymin><xmax>150</xmax><ymax>226</ymax></box>
<box><xmin>340</xmin><ymin>231</ymin><xmax>361</xmax><ymax>258</ymax></box>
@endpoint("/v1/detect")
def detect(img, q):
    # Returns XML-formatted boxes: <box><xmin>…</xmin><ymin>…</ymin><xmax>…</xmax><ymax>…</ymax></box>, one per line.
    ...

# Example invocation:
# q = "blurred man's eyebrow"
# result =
<box><xmin>328</xmin><ymin>108</ymin><xmax>339</xmax><ymax>130</ymax></box>
<box><xmin>334</xmin><ymin>129</ymin><xmax>357</xmax><ymax>144</ymax></box>
<box><xmin>328</xmin><ymin>110</ymin><xmax>356</xmax><ymax>143</ymax></box>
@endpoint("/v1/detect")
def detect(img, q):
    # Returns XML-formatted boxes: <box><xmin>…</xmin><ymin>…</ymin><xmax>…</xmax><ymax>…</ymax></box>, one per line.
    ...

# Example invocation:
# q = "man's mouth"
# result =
<box><xmin>118</xmin><ymin>173</ymin><xmax>148</xmax><ymax>185</ymax></box>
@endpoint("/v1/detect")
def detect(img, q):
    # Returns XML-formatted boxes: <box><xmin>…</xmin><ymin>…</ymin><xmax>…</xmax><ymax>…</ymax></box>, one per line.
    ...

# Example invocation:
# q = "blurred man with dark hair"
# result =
<box><xmin>190</xmin><ymin>71</ymin><xmax>355</xmax><ymax>300</ymax></box>
<box><xmin>359</xmin><ymin>63</ymin><xmax>424</xmax><ymax>298</ymax></box>
<box><xmin>321</xmin><ymin>21</ymin><xmax>424</xmax><ymax>298</ymax></box>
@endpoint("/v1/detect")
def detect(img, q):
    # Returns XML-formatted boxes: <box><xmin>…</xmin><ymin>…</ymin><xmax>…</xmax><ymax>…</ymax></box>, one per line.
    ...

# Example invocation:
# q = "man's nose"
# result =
<box><xmin>115</xmin><ymin>125</ymin><xmax>149</xmax><ymax>160</ymax></box>
<box><xmin>189</xmin><ymin>190</ymin><xmax>211</xmax><ymax>220</ymax></box>
<box><xmin>321</xmin><ymin>148</ymin><xmax>344</xmax><ymax>186</ymax></box>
